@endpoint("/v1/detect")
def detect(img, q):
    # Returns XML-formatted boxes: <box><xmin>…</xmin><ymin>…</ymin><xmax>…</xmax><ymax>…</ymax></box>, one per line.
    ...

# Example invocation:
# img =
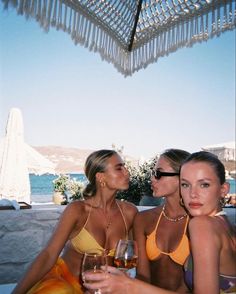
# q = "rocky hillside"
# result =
<box><xmin>33</xmin><ymin>146</ymin><xmax>236</xmax><ymax>176</ymax></box>
<box><xmin>33</xmin><ymin>146</ymin><xmax>138</xmax><ymax>174</ymax></box>
<box><xmin>34</xmin><ymin>146</ymin><xmax>94</xmax><ymax>173</ymax></box>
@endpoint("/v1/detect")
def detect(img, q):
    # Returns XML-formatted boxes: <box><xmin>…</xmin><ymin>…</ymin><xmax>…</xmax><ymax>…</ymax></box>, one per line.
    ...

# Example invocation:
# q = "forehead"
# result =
<box><xmin>106</xmin><ymin>154</ymin><xmax>124</xmax><ymax>166</ymax></box>
<box><xmin>181</xmin><ymin>161</ymin><xmax>216</xmax><ymax>176</ymax></box>
<box><xmin>156</xmin><ymin>156</ymin><xmax>171</xmax><ymax>168</ymax></box>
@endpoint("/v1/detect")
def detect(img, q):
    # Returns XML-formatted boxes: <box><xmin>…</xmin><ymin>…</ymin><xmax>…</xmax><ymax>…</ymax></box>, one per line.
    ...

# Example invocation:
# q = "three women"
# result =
<box><xmin>84</xmin><ymin>151</ymin><xmax>236</xmax><ymax>293</ymax></box>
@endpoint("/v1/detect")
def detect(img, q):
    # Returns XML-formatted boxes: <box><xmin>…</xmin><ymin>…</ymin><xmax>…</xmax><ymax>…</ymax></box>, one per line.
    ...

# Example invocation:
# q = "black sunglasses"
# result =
<box><xmin>152</xmin><ymin>170</ymin><xmax>180</xmax><ymax>180</ymax></box>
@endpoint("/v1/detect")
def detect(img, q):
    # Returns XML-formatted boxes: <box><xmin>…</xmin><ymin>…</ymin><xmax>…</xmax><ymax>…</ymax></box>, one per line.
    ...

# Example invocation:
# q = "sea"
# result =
<box><xmin>30</xmin><ymin>174</ymin><xmax>236</xmax><ymax>204</ymax></box>
<box><xmin>30</xmin><ymin>174</ymin><xmax>87</xmax><ymax>203</ymax></box>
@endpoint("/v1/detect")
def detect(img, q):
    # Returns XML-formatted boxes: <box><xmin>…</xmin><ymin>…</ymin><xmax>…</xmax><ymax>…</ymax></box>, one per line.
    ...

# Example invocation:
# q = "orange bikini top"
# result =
<box><xmin>146</xmin><ymin>210</ymin><xmax>190</xmax><ymax>265</ymax></box>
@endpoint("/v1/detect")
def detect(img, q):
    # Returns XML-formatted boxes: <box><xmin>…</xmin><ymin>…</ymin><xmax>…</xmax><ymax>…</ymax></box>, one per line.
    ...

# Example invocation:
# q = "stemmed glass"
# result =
<box><xmin>81</xmin><ymin>250</ymin><xmax>107</xmax><ymax>294</ymax></box>
<box><xmin>113</xmin><ymin>239</ymin><xmax>138</xmax><ymax>278</ymax></box>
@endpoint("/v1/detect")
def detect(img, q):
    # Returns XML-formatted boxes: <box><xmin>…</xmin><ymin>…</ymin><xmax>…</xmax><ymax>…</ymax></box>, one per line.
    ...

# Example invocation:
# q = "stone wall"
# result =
<box><xmin>0</xmin><ymin>206</ymin><xmax>65</xmax><ymax>284</ymax></box>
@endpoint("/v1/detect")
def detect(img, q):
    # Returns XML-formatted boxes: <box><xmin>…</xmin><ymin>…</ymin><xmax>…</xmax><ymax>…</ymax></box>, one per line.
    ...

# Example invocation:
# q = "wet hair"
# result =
<box><xmin>181</xmin><ymin>151</ymin><xmax>226</xmax><ymax>184</ymax></box>
<box><xmin>161</xmin><ymin>149</ymin><xmax>190</xmax><ymax>173</ymax></box>
<box><xmin>83</xmin><ymin>149</ymin><xmax>117</xmax><ymax>197</ymax></box>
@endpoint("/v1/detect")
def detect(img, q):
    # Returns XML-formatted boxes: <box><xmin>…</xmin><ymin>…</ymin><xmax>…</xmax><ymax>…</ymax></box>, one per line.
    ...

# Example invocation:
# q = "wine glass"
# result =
<box><xmin>113</xmin><ymin>239</ymin><xmax>138</xmax><ymax>278</ymax></box>
<box><xmin>81</xmin><ymin>250</ymin><xmax>107</xmax><ymax>294</ymax></box>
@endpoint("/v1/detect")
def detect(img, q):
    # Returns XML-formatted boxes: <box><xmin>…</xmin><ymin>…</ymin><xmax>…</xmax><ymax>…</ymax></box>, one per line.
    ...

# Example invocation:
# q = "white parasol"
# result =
<box><xmin>0</xmin><ymin>108</ymin><xmax>55</xmax><ymax>203</ymax></box>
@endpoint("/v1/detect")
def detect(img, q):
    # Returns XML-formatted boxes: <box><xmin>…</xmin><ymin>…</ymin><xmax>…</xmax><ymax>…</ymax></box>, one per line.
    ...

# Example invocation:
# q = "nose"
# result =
<box><xmin>189</xmin><ymin>185</ymin><xmax>198</xmax><ymax>199</ymax></box>
<box><xmin>151</xmin><ymin>175</ymin><xmax>156</xmax><ymax>184</ymax></box>
<box><xmin>123</xmin><ymin>167</ymin><xmax>129</xmax><ymax>177</ymax></box>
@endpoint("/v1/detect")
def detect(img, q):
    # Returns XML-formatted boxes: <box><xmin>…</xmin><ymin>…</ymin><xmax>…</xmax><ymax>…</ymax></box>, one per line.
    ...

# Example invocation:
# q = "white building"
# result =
<box><xmin>202</xmin><ymin>142</ymin><xmax>236</xmax><ymax>161</ymax></box>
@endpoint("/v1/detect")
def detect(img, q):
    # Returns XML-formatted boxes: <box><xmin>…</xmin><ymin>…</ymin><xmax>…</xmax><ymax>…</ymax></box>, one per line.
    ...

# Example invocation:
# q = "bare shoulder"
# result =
<box><xmin>134</xmin><ymin>206</ymin><xmax>162</xmax><ymax>226</ymax></box>
<box><xmin>62</xmin><ymin>200</ymin><xmax>92</xmax><ymax>217</ymax></box>
<box><xmin>117</xmin><ymin>200</ymin><xmax>138</xmax><ymax>216</ymax></box>
<box><xmin>189</xmin><ymin>215</ymin><xmax>214</xmax><ymax>231</ymax></box>
<box><xmin>189</xmin><ymin>216</ymin><xmax>223</xmax><ymax>244</ymax></box>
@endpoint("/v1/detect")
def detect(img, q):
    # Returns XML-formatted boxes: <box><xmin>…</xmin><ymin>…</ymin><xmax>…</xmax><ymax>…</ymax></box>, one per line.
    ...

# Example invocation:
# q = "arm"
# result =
<box><xmin>133</xmin><ymin>212</ymin><xmax>151</xmax><ymax>282</ymax></box>
<box><xmin>189</xmin><ymin>216</ymin><xmax>221</xmax><ymax>294</ymax></box>
<box><xmin>12</xmin><ymin>202</ymin><xmax>81</xmax><ymax>294</ymax></box>
<box><xmin>84</xmin><ymin>266</ymin><xmax>177</xmax><ymax>294</ymax></box>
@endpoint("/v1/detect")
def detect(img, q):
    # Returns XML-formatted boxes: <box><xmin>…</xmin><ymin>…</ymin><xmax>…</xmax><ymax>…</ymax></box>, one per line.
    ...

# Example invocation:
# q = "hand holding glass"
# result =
<box><xmin>82</xmin><ymin>250</ymin><xmax>107</xmax><ymax>294</ymax></box>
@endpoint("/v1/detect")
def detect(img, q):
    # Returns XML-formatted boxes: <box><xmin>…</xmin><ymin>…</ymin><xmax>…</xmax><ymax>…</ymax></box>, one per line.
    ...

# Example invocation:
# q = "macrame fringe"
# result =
<box><xmin>2</xmin><ymin>0</ymin><xmax>236</xmax><ymax>76</ymax></box>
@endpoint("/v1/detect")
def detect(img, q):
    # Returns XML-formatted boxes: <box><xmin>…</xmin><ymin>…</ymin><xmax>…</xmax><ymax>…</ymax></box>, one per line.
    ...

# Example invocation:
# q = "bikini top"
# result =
<box><xmin>184</xmin><ymin>254</ymin><xmax>236</xmax><ymax>292</ymax></box>
<box><xmin>70</xmin><ymin>200</ymin><xmax>128</xmax><ymax>256</ymax></box>
<box><xmin>146</xmin><ymin>210</ymin><xmax>190</xmax><ymax>265</ymax></box>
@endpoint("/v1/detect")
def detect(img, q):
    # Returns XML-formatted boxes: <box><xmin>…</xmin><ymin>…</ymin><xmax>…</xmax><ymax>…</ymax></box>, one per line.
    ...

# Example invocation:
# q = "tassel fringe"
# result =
<box><xmin>2</xmin><ymin>0</ymin><xmax>236</xmax><ymax>76</ymax></box>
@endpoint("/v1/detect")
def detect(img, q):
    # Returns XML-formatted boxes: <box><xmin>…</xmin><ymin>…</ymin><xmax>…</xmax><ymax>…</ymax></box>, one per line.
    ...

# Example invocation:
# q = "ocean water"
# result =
<box><xmin>30</xmin><ymin>174</ymin><xmax>87</xmax><ymax>203</ymax></box>
<box><xmin>30</xmin><ymin>174</ymin><xmax>236</xmax><ymax>203</ymax></box>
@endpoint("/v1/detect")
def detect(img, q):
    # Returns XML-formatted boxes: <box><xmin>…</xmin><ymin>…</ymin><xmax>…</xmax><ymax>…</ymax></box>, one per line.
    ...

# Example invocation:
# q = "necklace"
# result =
<box><xmin>162</xmin><ymin>205</ymin><xmax>188</xmax><ymax>222</ymax></box>
<box><xmin>93</xmin><ymin>198</ymin><xmax>117</xmax><ymax>230</ymax></box>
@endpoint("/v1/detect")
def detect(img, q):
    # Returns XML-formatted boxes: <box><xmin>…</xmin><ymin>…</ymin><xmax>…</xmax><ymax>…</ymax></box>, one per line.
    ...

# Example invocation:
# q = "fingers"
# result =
<box><xmin>106</xmin><ymin>266</ymin><xmax>124</xmax><ymax>275</ymax></box>
<box><xmin>84</xmin><ymin>272</ymin><xmax>106</xmax><ymax>281</ymax></box>
<box><xmin>84</xmin><ymin>281</ymin><xmax>104</xmax><ymax>290</ymax></box>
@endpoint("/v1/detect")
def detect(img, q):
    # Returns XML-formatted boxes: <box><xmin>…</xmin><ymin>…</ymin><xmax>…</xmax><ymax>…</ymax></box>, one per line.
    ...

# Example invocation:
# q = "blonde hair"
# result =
<box><xmin>83</xmin><ymin>149</ymin><xmax>117</xmax><ymax>197</ymax></box>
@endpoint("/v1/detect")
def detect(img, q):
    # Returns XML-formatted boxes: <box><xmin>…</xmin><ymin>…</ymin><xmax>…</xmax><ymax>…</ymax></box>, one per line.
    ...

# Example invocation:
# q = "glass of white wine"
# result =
<box><xmin>113</xmin><ymin>239</ymin><xmax>138</xmax><ymax>278</ymax></box>
<box><xmin>82</xmin><ymin>250</ymin><xmax>107</xmax><ymax>294</ymax></box>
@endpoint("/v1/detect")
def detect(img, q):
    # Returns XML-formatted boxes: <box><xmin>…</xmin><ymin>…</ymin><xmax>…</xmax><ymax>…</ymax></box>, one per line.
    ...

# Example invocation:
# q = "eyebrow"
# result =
<box><xmin>115</xmin><ymin>163</ymin><xmax>125</xmax><ymax>167</ymax></box>
<box><xmin>180</xmin><ymin>177</ymin><xmax>212</xmax><ymax>182</ymax></box>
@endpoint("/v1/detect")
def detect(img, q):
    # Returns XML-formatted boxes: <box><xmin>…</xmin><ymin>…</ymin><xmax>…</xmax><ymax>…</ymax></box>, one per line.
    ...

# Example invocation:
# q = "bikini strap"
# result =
<box><xmin>116</xmin><ymin>200</ymin><xmax>129</xmax><ymax>239</ymax></box>
<box><xmin>82</xmin><ymin>201</ymin><xmax>93</xmax><ymax>229</ymax></box>
<box><xmin>154</xmin><ymin>208</ymin><xmax>164</xmax><ymax>233</ymax></box>
<box><xmin>183</xmin><ymin>215</ymin><xmax>190</xmax><ymax>234</ymax></box>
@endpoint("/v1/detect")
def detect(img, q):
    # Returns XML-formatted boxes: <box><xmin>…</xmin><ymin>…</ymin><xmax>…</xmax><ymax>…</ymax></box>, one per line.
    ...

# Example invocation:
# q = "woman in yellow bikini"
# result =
<box><xmin>12</xmin><ymin>149</ymin><xmax>138</xmax><ymax>294</ymax></box>
<box><xmin>134</xmin><ymin>149</ymin><xmax>190</xmax><ymax>292</ymax></box>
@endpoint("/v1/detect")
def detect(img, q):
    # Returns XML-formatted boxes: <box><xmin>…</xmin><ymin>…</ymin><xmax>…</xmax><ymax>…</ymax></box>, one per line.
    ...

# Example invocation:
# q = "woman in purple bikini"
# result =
<box><xmin>83</xmin><ymin>151</ymin><xmax>236</xmax><ymax>294</ymax></box>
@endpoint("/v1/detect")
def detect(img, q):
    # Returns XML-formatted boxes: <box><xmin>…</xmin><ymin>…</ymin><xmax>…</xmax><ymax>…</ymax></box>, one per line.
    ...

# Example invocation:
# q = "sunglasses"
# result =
<box><xmin>152</xmin><ymin>170</ymin><xmax>180</xmax><ymax>180</ymax></box>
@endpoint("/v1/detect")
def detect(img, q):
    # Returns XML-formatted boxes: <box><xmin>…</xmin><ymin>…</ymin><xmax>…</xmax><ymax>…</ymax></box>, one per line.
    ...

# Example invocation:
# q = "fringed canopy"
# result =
<box><xmin>2</xmin><ymin>0</ymin><xmax>236</xmax><ymax>76</ymax></box>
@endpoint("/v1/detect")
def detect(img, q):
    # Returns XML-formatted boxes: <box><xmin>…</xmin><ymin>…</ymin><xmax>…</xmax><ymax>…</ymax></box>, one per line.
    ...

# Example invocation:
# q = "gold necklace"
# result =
<box><xmin>162</xmin><ymin>205</ymin><xmax>188</xmax><ymax>222</ymax></box>
<box><xmin>93</xmin><ymin>198</ymin><xmax>117</xmax><ymax>230</ymax></box>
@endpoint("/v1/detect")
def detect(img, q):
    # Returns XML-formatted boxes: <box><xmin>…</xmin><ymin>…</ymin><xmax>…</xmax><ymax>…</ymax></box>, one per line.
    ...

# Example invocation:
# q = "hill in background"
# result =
<box><xmin>34</xmin><ymin>146</ymin><xmax>94</xmax><ymax>173</ymax></box>
<box><xmin>34</xmin><ymin>146</ymin><xmax>138</xmax><ymax>174</ymax></box>
<box><xmin>34</xmin><ymin>145</ymin><xmax>235</xmax><ymax>176</ymax></box>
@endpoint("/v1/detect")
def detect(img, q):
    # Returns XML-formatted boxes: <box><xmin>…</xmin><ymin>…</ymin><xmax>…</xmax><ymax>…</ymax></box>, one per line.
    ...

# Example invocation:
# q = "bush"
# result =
<box><xmin>52</xmin><ymin>174</ymin><xmax>85</xmax><ymax>204</ymax></box>
<box><xmin>116</xmin><ymin>157</ymin><xmax>157</xmax><ymax>205</ymax></box>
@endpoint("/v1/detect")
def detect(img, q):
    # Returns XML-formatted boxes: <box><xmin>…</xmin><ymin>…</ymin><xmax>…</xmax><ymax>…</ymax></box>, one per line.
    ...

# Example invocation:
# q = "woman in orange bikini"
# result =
<box><xmin>133</xmin><ymin>149</ymin><xmax>190</xmax><ymax>292</ymax></box>
<box><xmin>12</xmin><ymin>149</ymin><xmax>138</xmax><ymax>294</ymax></box>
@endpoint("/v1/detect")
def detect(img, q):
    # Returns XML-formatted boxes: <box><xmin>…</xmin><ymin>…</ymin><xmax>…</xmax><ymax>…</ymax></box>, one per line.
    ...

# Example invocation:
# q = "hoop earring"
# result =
<box><xmin>179</xmin><ymin>197</ymin><xmax>185</xmax><ymax>207</ymax></box>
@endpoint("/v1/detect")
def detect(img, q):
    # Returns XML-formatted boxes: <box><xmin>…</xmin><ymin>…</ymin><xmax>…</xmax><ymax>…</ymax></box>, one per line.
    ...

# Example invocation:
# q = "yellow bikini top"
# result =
<box><xmin>70</xmin><ymin>200</ymin><xmax>128</xmax><ymax>257</ymax></box>
<box><xmin>146</xmin><ymin>211</ymin><xmax>190</xmax><ymax>265</ymax></box>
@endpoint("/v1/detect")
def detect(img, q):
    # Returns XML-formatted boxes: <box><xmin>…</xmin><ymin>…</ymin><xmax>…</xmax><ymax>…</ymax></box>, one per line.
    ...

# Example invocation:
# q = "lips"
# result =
<box><xmin>188</xmin><ymin>202</ymin><xmax>203</xmax><ymax>209</ymax></box>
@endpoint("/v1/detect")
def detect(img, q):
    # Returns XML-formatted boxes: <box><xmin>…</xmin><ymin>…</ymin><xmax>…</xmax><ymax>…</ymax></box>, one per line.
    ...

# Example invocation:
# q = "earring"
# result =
<box><xmin>179</xmin><ymin>197</ymin><xmax>185</xmax><ymax>207</ymax></box>
<box><xmin>220</xmin><ymin>197</ymin><xmax>225</xmax><ymax>208</ymax></box>
<box><xmin>99</xmin><ymin>180</ymin><xmax>106</xmax><ymax>188</ymax></box>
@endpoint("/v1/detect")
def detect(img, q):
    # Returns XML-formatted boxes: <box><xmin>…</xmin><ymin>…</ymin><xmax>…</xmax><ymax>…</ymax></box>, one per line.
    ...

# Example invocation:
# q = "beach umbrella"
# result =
<box><xmin>2</xmin><ymin>0</ymin><xmax>235</xmax><ymax>76</ymax></box>
<box><xmin>0</xmin><ymin>108</ymin><xmax>55</xmax><ymax>203</ymax></box>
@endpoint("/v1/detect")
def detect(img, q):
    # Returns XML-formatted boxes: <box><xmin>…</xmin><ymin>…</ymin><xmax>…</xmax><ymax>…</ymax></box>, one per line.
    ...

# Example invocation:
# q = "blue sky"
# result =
<box><xmin>0</xmin><ymin>3</ymin><xmax>235</xmax><ymax>159</ymax></box>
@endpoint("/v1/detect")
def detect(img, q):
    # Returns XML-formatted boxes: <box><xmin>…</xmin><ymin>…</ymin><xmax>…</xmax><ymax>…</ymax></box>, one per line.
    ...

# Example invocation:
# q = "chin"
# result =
<box><xmin>153</xmin><ymin>192</ymin><xmax>162</xmax><ymax>198</ymax></box>
<box><xmin>120</xmin><ymin>185</ymin><xmax>129</xmax><ymax>190</ymax></box>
